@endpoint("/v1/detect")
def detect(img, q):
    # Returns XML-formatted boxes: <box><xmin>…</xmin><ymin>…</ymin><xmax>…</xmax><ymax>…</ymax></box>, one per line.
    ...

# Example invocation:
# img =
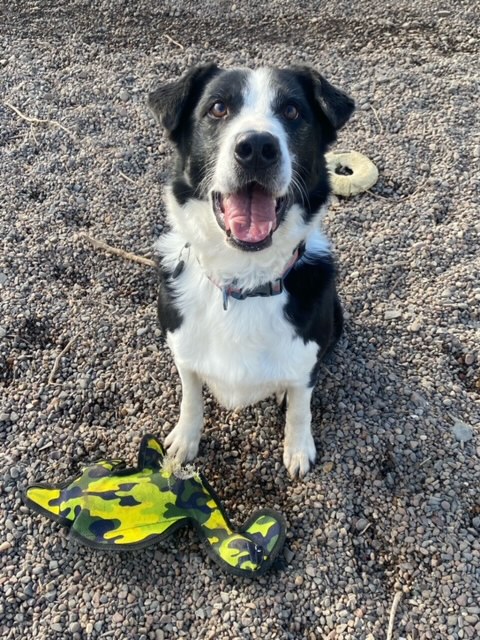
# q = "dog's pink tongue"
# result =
<box><xmin>223</xmin><ymin>185</ymin><xmax>276</xmax><ymax>243</ymax></box>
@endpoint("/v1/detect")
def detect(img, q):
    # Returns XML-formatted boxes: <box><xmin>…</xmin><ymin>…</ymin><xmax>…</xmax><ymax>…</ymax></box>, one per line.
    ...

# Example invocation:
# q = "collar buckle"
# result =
<box><xmin>222</xmin><ymin>287</ymin><xmax>230</xmax><ymax>311</ymax></box>
<box><xmin>215</xmin><ymin>244</ymin><xmax>303</xmax><ymax>311</ymax></box>
<box><xmin>269</xmin><ymin>278</ymin><xmax>283</xmax><ymax>295</ymax></box>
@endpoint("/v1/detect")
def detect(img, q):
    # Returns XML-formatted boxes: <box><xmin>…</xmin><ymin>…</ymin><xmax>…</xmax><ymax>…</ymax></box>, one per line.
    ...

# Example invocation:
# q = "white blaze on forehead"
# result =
<box><xmin>242</xmin><ymin>68</ymin><xmax>276</xmax><ymax>117</ymax></box>
<box><xmin>236</xmin><ymin>68</ymin><xmax>283</xmax><ymax>135</ymax></box>
<box><xmin>213</xmin><ymin>67</ymin><xmax>292</xmax><ymax>195</ymax></box>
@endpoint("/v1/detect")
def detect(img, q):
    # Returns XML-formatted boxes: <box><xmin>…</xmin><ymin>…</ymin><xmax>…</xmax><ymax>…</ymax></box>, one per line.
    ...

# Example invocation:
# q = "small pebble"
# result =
<box><xmin>452</xmin><ymin>420</ymin><xmax>474</xmax><ymax>442</ymax></box>
<box><xmin>284</xmin><ymin>546</ymin><xmax>295</xmax><ymax>563</ymax></box>
<box><xmin>408</xmin><ymin>319</ymin><xmax>422</xmax><ymax>332</ymax></box>
<box><xmin>355</xmin><ymin>518</ymin><xmax>370</xmax><ymax>531</ymax></box>
<box><xmin>323</xmin><ymin>461</ymin><xmax>334</xmax><ymax>473</ymax></box>
<box><xmin>385</xmin><ymin>309</ymin><xmax>402</xmax><ymax>320</ymax></box>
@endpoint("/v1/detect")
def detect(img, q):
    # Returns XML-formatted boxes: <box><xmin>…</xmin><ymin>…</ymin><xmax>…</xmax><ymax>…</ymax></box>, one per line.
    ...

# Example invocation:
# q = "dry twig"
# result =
<box><xmin>359</xmin><ymin>521</ymin><xmax>372</xmax><ymax>536</ymax></box>
<box><xmin>386</xmin><ymin>591</ymin><xmax>403</xmax><ymax>640</ymax></box>
<box><xmin>4</xmin><ymin>101</ymin><xmax>75</xmax><ymax>138</ymax></box>
<box><xmin>165</xmin><ymin>34</ymin><xmax>184</xmax><ymax>49</ymax></box>
<box><xmin>48</xmin><ymin>336</ymin><xmax>78</xmax><ymax>385</ymax></box>
<box><xmin>369</xmin><ymin>104</ymin><xmax>384</xmax><ymax>133</ymax></box>
<box><xmin>419</xmin><ymin>456</ymin><xmax>432</xmax><ymax>467</ymax></box>
<box><xmin>119</xmin><ymin>171</ymin><xmax>138</xmax><ymax>186</ymax></box>
<box><xmin>321</xmin><ymin>363</ymin><xmax>342</xmax><ymax>382</ymax></box>
<box><xmin>77</xmin><ymin>232</ymin><xmax>156</xmax><ymax>267</ymax></box>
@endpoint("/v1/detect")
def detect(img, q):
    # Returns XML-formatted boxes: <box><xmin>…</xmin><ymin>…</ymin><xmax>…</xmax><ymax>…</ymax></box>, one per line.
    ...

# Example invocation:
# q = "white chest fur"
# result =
<box><xmin>161</xmin><ymin>241</ymin><xmax>319</xmax><ymax>410</ymax></box>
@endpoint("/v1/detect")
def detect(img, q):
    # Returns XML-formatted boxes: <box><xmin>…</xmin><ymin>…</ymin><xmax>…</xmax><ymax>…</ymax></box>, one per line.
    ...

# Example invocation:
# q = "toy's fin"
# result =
<box><xmin>24</xmin><ymin>485</ymin><xmax>65</xmax><ymax>522</ymax></box>
<box><xmin>190</xmin><ymin>475</ymin><xmax>286</xmax><ymax>576</ymax></box>
<box><xmin>137</xmin><ymin>434</ymin><xmax>165</xmax><ymax>471</ymax></box>
<box><xmin>23</xmin><ymin>459</ymin><xmax>126</xmax><ymax>523</ymax></box>
<box><xmin>83</xmin><ymin>459</ymin><xmax>126</xmax><ymax>477</ymax></box>
<box><xmin>202</xmin><ymin>509</ymin><xmax>286</xmax><ymax>576</ymax></box>
<box><xmin>241</xmin><ymin>509</ymin><xmax>286</xmax><ymax>557</ymax></box>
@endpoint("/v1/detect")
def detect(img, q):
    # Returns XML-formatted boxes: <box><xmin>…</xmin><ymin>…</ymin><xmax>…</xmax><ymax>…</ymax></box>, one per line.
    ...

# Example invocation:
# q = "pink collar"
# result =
<box><xmin>208</xmin><ymin>246</ymin><xmax>303</xmax><ymax>310</ymax></box>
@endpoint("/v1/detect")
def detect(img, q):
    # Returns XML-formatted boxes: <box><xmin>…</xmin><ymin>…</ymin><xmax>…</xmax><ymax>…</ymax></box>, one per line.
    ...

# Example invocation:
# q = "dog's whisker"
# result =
<box><xmin>195</xmin><ymin>162</ymin><xmax>217</xmax><ymax>198</ymax></box>
<box><xmin>291</xmin><ymin>163</ymin><xmax>310</xmax><ymax>200</ymax></box>
<box><xmin>289</xmin><ymin>170</ymin><xmax>310</xmax><ymax>210</ymax></box>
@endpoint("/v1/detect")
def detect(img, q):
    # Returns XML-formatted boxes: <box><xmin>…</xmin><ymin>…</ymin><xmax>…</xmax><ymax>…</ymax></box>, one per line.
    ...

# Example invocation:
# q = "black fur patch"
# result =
<box><xmin>268</xmin><ymin>67</ymin><xmax>353</xmax><ymax>220</ymax></box>
<box><xmin>187</xmin><ymin>69</ymin><xmax>249</xmax><ymax>197</ymax></box>
<box><xmin>283</xmin><ymin>252</ymin><xmax>343</xmax><ymax>385</ymax></box>
<box><xmin>171</xmin><ymin>178</ymin><xmax>198</xmax><ymax>206</ymax></box>
<box><xmin>156</xmin><ymin>262</ymin><xmax>183</xmax><ymax>335</ymax></box>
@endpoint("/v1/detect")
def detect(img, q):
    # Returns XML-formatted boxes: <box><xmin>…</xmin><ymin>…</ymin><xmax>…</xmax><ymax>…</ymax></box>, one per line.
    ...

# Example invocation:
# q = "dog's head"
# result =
<box><xmin>149</xmin><ymin>64</ymin><xmax>354</xmax><ymax>252</ymax></box>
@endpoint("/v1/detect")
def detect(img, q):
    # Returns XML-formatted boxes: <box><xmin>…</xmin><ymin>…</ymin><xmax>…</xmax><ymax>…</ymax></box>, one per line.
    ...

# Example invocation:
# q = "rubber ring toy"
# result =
<box><xmin>325</xmin><ymin>150</ymin><xmax>379</xmax><ymax>197</ymax></box>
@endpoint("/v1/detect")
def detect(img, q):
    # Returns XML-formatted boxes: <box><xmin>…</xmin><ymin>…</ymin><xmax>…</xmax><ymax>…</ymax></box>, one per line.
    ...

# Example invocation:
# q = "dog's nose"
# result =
<box><xmin>234</xmin><ymin>131</ymin><xmax>280</xmax><ymax>170</ymax></box>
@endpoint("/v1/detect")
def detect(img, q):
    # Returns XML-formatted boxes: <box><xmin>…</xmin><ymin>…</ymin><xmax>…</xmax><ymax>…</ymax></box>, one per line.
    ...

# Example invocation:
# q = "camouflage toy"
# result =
<box><xmin>24</xmin><ymin>434</ymin><xmax>286</xmax><ymax>576</ymax></box>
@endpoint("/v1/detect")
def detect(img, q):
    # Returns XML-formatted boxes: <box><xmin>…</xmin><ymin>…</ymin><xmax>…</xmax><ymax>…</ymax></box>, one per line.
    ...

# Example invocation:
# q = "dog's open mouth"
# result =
<box><xmin>212</xmin><ymin>184</ymin><xmax>287</xmax><ymax>251</ymax></box>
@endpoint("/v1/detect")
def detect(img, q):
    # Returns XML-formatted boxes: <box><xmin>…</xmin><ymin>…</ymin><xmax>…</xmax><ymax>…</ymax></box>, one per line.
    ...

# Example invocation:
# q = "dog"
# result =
<box><xmin>148</xmin><ymin>63</ymin><xmax>354</xmax><ymax>477</ymax></box>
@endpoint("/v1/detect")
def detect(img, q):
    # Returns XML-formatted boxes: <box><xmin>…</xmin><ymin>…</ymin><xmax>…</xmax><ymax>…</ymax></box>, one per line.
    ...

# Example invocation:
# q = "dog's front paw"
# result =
<box><xmin>164</xmin><ymin>423</ymin><xmax>201</xmax><ymax>463</ymax></box>
<box><xmin>283</xmin><ymin>433</ymin><xmax>316</xmax><ymax>478</ymax></box>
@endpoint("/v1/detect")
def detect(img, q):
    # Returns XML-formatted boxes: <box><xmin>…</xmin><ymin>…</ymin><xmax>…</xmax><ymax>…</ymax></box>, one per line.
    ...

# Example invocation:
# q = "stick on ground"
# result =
<box><xmin>165</xmin><ymin>34</ymin><xmax>184</xmax><ymax>49</ymax></box>
<box><xmin>386</xmin><ymin>591</ymin><xmax>403</xmax><ymax>640</ymax></box>
<box><xmin>48</xmin><ymin>336</ymin><xmax>78</xmax><ymax>385</ymax></box>
<box><xmin>77</xmin><ymin>232</ymin><xmax>156</xmax><ymax>267</ymax></box>
<box><xmin>369</xmin><ymin>103</ymin><xmax>384</xmax><ymax>133</ymax></box>
<box><xmin>4</xmin><ymin>101</ymin><xmax>76</xmax><ymax>138</ymax></box>
<box><xmin>119</xmin><ymin>171</ymin><xmax>138</xmax><ymax>186</ymax></box>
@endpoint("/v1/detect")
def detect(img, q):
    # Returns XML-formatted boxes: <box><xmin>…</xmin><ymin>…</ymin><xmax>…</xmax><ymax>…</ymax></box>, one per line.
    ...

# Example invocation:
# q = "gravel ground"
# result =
<box><xmin>1</xmin><ymin>1</ymin><xmax>479</xmax><ymax>639</ymax></box>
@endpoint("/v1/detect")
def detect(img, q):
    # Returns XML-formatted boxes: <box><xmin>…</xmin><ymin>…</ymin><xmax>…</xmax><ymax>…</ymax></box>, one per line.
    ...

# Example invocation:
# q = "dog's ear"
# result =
<box><xmin>311</xmin><ymin>70</ymin><xmax>355</xmax><ymax>132</ymax></box>
<box><xmin>148</xmin><ymin>63</ymin><xmax>220</xmax><ymax>141</ymax></box>
<box><xmin>293</xmin><ymin>66</ymin><xmax>355</xmax><ymax>139</ymax></box>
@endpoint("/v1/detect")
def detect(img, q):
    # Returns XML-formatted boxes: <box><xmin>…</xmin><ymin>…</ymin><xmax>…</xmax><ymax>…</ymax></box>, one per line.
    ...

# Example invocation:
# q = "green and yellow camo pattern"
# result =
<box><xmin>24</xmin><ymin>435</ymin><xmax>285</xmax><ymax>576</ymax></box>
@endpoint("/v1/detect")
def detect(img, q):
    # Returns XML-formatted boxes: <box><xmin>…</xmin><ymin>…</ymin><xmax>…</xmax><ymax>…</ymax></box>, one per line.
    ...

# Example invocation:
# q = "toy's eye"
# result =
<box><xmin>209</xmin><ymin>101</ymin><xmax>228</xmax><ymax>119</ymax></box>
<box><xmin>283</xmin><ymin>104</ymin><xmax>299</xmax><ymax>121</ymax></box>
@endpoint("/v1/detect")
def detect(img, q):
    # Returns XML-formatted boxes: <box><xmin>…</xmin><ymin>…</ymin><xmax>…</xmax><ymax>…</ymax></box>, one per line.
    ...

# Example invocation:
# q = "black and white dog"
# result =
<box><xmin>148</xmin><ymin>64</ymin><xmax>354</xmax><ymax>477</ymax></box>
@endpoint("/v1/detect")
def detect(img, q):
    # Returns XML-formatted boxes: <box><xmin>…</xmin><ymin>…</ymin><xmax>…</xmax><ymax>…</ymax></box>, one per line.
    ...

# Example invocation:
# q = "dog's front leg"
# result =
<box><xmin>283</xmin><ymin>385</ymin><xmax>316</xmax><ymax>478</ymax></box>
<box><xmin>164</xmin><ymin>366</ymin><xmax>204</xmax><ymax>462</ymax></box>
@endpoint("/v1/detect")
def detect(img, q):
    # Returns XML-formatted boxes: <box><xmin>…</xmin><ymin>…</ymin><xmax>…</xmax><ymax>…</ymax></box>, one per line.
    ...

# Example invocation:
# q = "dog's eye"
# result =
<box><xmin>209</xmin><ymin>101</ymin><xmax>228</xmax><ymax>119</ymax></box>
<box><xmin>283</xmin><ymin>104</ymin><xmax>299</xmax><ymax>121</ymax></box>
